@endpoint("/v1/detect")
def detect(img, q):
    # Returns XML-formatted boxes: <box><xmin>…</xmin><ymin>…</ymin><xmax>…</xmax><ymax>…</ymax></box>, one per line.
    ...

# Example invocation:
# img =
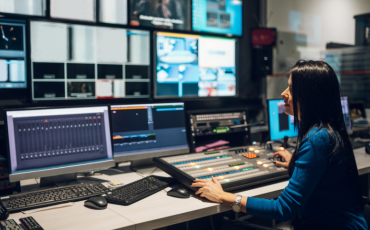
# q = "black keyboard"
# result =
<box><xmin>105</xmin><ymin>175</ymin><xmax>174</xmax><ymax>205</ymax></box>
<box><xmin>0</xmin><ymin>182</ymin><xmax>110</xmax><ymax>213</ymax></box>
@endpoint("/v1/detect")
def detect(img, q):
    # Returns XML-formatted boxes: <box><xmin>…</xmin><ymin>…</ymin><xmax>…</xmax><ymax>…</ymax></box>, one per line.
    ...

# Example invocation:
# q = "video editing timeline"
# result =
<box><xmin>154</xmin><ymin>144</ymin><xmax>290</xmax><ymax>192</ymax></box>
<box><xmin>341</xmin><ymin>96</ymin><xmax>352</xmax><ymax>131</ymax></box>
<box><xmin>190</xmin><ymin>112</ymin><xmax>247</xmax><ymax>136</ymax></box>
<box><xmin>31</xmin><ymin>21</ymin><xmax>150</xmax><ymax>100</ymax></box>
<box><xmin>110</xmin><ymin>103</ymin><xmax>188</xmax><ymax>157</ymax></box>
<box><xmin>192</xmin><ymin>0</ymin><xmax>242</xmax><ymax>36</ymax></box>
<box><xmin>268</xmin><ymin>99</ymin><xmax>298</xmax><ymax>141</ymax></box>
<box><xmin>0</xmin><ymin>19</ymin><xmax>27</xmax><ymax>89</ymax></box>
<box><xmin>6</xmin><ymin>107</ymin><xmax>113</xmax><ymax>173</ymax></box>
<box><xmin>155</xmin><ymin>32</ymin><xmax>237</xmax><ymax>98</ymax></box>
<box><xmin>129</xmin><ymin>0</ymin><xmax>190</xmax><ymax>30</ymax></box>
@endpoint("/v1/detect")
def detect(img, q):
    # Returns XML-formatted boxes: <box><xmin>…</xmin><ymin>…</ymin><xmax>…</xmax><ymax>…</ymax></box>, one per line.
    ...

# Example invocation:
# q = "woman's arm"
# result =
<box><xmin>192</xmin><ymin>129</ymin><xmax>331</xmax><ymax>221</ymax></box>
<box><xmin>191</xmin><ymin>178</ymin><xmax>248</xmax><ymax>213</ymax></box>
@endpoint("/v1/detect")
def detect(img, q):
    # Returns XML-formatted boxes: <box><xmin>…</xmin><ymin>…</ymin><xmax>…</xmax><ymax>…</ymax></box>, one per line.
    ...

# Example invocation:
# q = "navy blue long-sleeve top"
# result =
<box><xmin>246</xmin><ymin>127</ymin><xmax>368</xmax><ymax>230</ymax></box>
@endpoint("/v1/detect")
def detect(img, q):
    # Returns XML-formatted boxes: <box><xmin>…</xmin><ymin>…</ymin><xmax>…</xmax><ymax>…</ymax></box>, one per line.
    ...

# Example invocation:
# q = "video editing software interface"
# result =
<box><xmin>31</xmin><ymin>21</ymin><xmax>150</xmax><ymax>100</ymax></box>
<box><xmin>110</xmin><ymin>103</ymin><xmax>188</xmax><ymax>157</ymax></box>
<box><xmin>6</xmin><ymin>107</ymin><xmax>113</xmax><ymax>174</ymax></box>
<box><xmin>341</xmin><ymin>96</ymin><xmax>352</xmax><ymax>131</ymax></box>
<box><xmin>0</xmin><ymin>19</ymin><xmax>27</xmax><ymax>89</ymax></box>
<box><xmin>192</xmin><ymin>0</ymin><xmax>242</xmax><ymax>36</ymax></box>
<box><xmin>155</xmin><ymin>32</ymin><xmax>236</xmax><ymax>98</ymax></box>
<box><xmin>268</xmin><ymin>99</ymin><xmax>298</xmax><ymax>141</ymax></box>
<box><xmin>129</xmin><ymin>0</ymin><xmax>190</xmax><ymax>30</ymax></box>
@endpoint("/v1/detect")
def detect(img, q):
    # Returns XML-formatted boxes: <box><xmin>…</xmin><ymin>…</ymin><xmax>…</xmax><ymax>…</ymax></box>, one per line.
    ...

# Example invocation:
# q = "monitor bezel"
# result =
<box><xmin>109</xmin><ymin>102</ymin><xmax>190</xmax><ymax>163</ymax></box>
<box><xmin>267</xmin><ymin>98</ymin><xmax>298</xmax><ymax>141</ymax></box>
<box><xmin>4</xmin><ymin>105</ymin><xmax>116</xmax><ymax>182</ymax></box>
<box><xmin>153</xmin><ymin>31</ymin><xmax>239</xmax><ymax>99</ymax></box>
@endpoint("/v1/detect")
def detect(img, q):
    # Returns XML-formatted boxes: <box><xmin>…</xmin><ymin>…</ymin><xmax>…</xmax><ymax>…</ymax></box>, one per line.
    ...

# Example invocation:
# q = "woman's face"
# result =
<box><xmin>281</xmin><ymin>75</ymin><xmax>294</xmax><ymax>116</ymax></box>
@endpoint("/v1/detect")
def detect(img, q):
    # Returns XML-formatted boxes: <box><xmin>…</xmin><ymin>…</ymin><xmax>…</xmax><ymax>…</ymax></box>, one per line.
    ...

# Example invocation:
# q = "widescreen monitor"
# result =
<box><xmin>341</xmin><ymin>96</ymin><xmax>352</xmax><ymax>131</ymax></box>
<box><xmin>129</xmin><ymin>0</ymin><xmax>190</xmax><ymax>30</ymax></box>
<box><xmin>99</xmin><ymin>0</ymin><xmax>127</xmax><ymax>25</ymax></box>
<box><xmin>30</xmin><ymin>21</ymin><xmax>150</xmax><ymax>100</ymax></box>
<box><xmin>110</xmin><ymin>103</ymin><xmax>189</xmax><ymax>162</ymax></box>
<box><xmin>192</xmin><ymin>0</ymin><xmax>242</xmax><ymax>36</ymax></box>
<box><xmin>5</xmin><ymin>106</ymin><xmax>115</xmax><ymax>182</ymax></box>
<box><xmin>268</xmin><ymin>97</ymin><xmax>352</xmax><ymax>141</ymax></box>
<box><xmin>0</xmin><ymin>0</ymin><xmax>46</xmax><ymax>16</ymax></box>
<box><xmin>155</xmin><ymin>32</ymin><xmax>237</xmax><ymax>98</ymax></box>
<box><xmin>0</xmin><ymin>19</ymin><xmax>27</xmax><ymax>89</ymax></box>
<box><xmin>50</xmin><ymin>0</ymin><xmax>96</xmax><ymax>22</ymax></box>
<box><xmin>268</xmin><ymin>99</ymin><xmax>297</xmax><ymax>141</ymax></box>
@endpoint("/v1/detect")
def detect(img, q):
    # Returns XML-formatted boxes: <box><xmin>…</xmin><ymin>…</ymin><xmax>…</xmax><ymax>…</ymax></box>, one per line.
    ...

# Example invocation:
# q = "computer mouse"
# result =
<box><xmin>167</xmin><ymin>187</ymin><xmax>190</xmax><ymax>198</ymax></box>
<box><xmin>84</xmin><ymin>196</ymin><xmax>107</xmax><ymax>210</ymax></box>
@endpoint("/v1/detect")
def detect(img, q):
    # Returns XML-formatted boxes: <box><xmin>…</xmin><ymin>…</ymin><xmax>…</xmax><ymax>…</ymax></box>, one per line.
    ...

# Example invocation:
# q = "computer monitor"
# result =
<box><xmin>99</xmin><ymin>0</ymin><xmax>127</xmax><ymax>25</ymax></box>
<box><xmin>268</xmin><ymin>97</ymin><xmax>352</xmax><ymax>140</ymax></box>
<box><xmin>50</xmin><ymin>0</ymin><xmax>96</xmax><ymax>22</ymax></box>
<box><xmin>192</xmin><ymin>0</ymin><xmax>242</xmax><ymax>36</ymax></box>
<box><xmin>110</xmin><ymin>103</ymin><xmax>189</xmax><ymax>162</ymax></box>
<box><xmin>129</xmin><ymin>0</ymin><xmax>190</xmax><ymax>30</ymax></box>
<box><xmin>0</xmin><ymin>0</ymin><xmax>46</xmax><ymax>16</ymax></box>
<box><xmin>30</xmin><ymin>21</ymin><xmax>150</xmax><ymax>100</ymax></box>
<box><xmin>5</xmin><ymin>106</ymin><xmax>115</xmax><ymax>182</ymax></box>
<box><xmin>0</xmin><ymin>19</ymin><xmax>27</xmax><ymax>89</ymax></box>
<box><xmin>341</xmin><ymin>96</ymin><xmax>352</xmax><ymax>130</ymax></box>
<box><xmin>268</xmin><ymin>99</ymin><xmax>298</xmax><ymax>141</ymax></box>
<box><xmin>154</xmin><ymin>31</ymin><xmax>237</xmax><ymax>98</ymax></box>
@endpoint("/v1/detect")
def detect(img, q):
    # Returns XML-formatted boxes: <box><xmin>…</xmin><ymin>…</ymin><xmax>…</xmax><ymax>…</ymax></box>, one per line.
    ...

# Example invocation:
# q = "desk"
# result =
<box><xmin>7</xmin><ymin>147</ymin><xmax>370</xmax><ymax>230</ymax></box>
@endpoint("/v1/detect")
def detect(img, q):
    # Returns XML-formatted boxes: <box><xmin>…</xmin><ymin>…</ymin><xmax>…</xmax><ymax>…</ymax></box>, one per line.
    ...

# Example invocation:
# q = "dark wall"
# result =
<box><xmin>0</xmin><ymin>0</ymin><xmax>263</xmax><ymax>122</ymax></box>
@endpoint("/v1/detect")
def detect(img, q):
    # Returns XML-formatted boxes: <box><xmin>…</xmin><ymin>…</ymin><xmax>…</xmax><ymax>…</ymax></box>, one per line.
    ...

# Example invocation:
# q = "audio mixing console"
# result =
<box><xmin>153</xmin><ymin>144</ymin><xmax>294</xmax><ymax>192</ymax></box>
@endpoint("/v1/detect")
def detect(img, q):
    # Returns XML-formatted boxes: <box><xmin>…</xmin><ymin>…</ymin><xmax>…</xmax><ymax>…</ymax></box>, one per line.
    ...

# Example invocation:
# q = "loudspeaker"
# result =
<box><xmin>251</xmin><ymin>46</ymin><xmax>273</xmax><ymax>78</ymax></box>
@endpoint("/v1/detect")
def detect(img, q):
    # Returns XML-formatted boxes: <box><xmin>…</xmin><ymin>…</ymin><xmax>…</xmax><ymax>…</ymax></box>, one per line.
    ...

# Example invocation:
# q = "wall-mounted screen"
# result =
<box><xmin>155</xmin><ymin>32</ymin><xmax>237</xmax><ymax>98</ymax></box>
<box><xmin>31</xmin><ymin>21</ymin><xmax>150</xmax><ymax>100</ymax></box>
<box><xmin>99</xmin><ymin>0</ymin><xmax>127</xmax><ymax>25</ymax></box>
<box><xmin>50</xmin><ymin>0</ymin><xmax>96</xmax><ymax>22</ymax></box>
<box><xmin>0</xmin><ymin>19</ymin><xmax>27</xmax><ymax>89</ymax></box>
<box><xmin>192</xmin><ymin>0</ymin><xmax>242</xmax><ymax>36</ymax></box>
<box><xmin>129</xmin><ymin>0</ymin><xmax>190</xmax><ymax>30</ymax></box>
<box><xmin>0</xmin><ymin>0</ymin><xmax>46</xmax><ymax>16</ymax></box>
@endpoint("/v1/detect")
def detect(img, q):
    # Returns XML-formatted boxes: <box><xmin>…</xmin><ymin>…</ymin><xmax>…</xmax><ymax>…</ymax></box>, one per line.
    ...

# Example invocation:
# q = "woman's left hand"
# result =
<box><xmin>191</xmin><ymin>177</ymin><xmax>226</xmax><ymax>203</ymax></box>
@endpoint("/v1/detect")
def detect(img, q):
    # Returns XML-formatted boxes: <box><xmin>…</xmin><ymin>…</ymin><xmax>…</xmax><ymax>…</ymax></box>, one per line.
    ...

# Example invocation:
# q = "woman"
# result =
<box><xmin>191</xmin><ymin>60</ymin><xmax>368</xmax><ymax>230</ymax></box>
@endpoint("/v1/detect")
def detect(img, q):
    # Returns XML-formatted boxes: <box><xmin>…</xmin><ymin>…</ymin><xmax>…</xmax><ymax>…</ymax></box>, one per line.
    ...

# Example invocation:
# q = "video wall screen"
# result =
<box><xmin>129</xmin><ymin>0</ymin><xmax>190</xmax><ymax>30</ymax></box>
<box><xmin>0</xmin><ymin>19</ymin><xmax>27</xmax><ymax>89</ymax></box>
<box><xmin>31</xmin><ymin>21</ymin><xmax>150</xmax><ymax>100</ymax></box>
<box><xmin>192</xmin><ymin>0</ymin><xmax>242</xmax><ymax>36</ymax></box>
<box><xmin>0</xmin><ymin>0</ymin><xmax>46</xmax><ymax>16</ymax></box>
<box><xmin>50</xmin><ymin>0</ymin><xmax>96</xmax><ymax>22</ymax></box>
<box><xmin>99</xmin><ymin>0</ymin><xmax>127</xmax><ymax>25</ymax></box>
<box><xmin>155</xmin><ymin>32</ymin><xmax>237</xmax><ymax>98</ymax></box>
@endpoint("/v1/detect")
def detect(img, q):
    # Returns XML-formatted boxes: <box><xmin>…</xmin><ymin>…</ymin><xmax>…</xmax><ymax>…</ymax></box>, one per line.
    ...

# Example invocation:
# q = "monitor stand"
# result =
<box><xmin>39</xmin><ymin>173</ymin><xmax>109</xmax><ymax>188</ymax></box>
<box><xmin>130</xmin><ymin>158</ymin><xmax>156</xmax><ymax>172</ymax></box>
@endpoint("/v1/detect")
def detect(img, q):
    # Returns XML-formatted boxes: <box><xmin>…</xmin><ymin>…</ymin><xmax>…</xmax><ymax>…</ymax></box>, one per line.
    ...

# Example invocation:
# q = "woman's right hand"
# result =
<box><xmin>273</xmin><ymin>150</ymin><xmax>292</xmax><ymax>168</ymax></box>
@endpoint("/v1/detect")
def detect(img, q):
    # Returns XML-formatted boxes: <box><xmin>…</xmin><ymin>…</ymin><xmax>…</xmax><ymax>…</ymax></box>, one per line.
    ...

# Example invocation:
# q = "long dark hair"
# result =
<box><xmin>287</xmin><ymin>60</ymin><xmax>362</xmax><ymax>202</ymax></box>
